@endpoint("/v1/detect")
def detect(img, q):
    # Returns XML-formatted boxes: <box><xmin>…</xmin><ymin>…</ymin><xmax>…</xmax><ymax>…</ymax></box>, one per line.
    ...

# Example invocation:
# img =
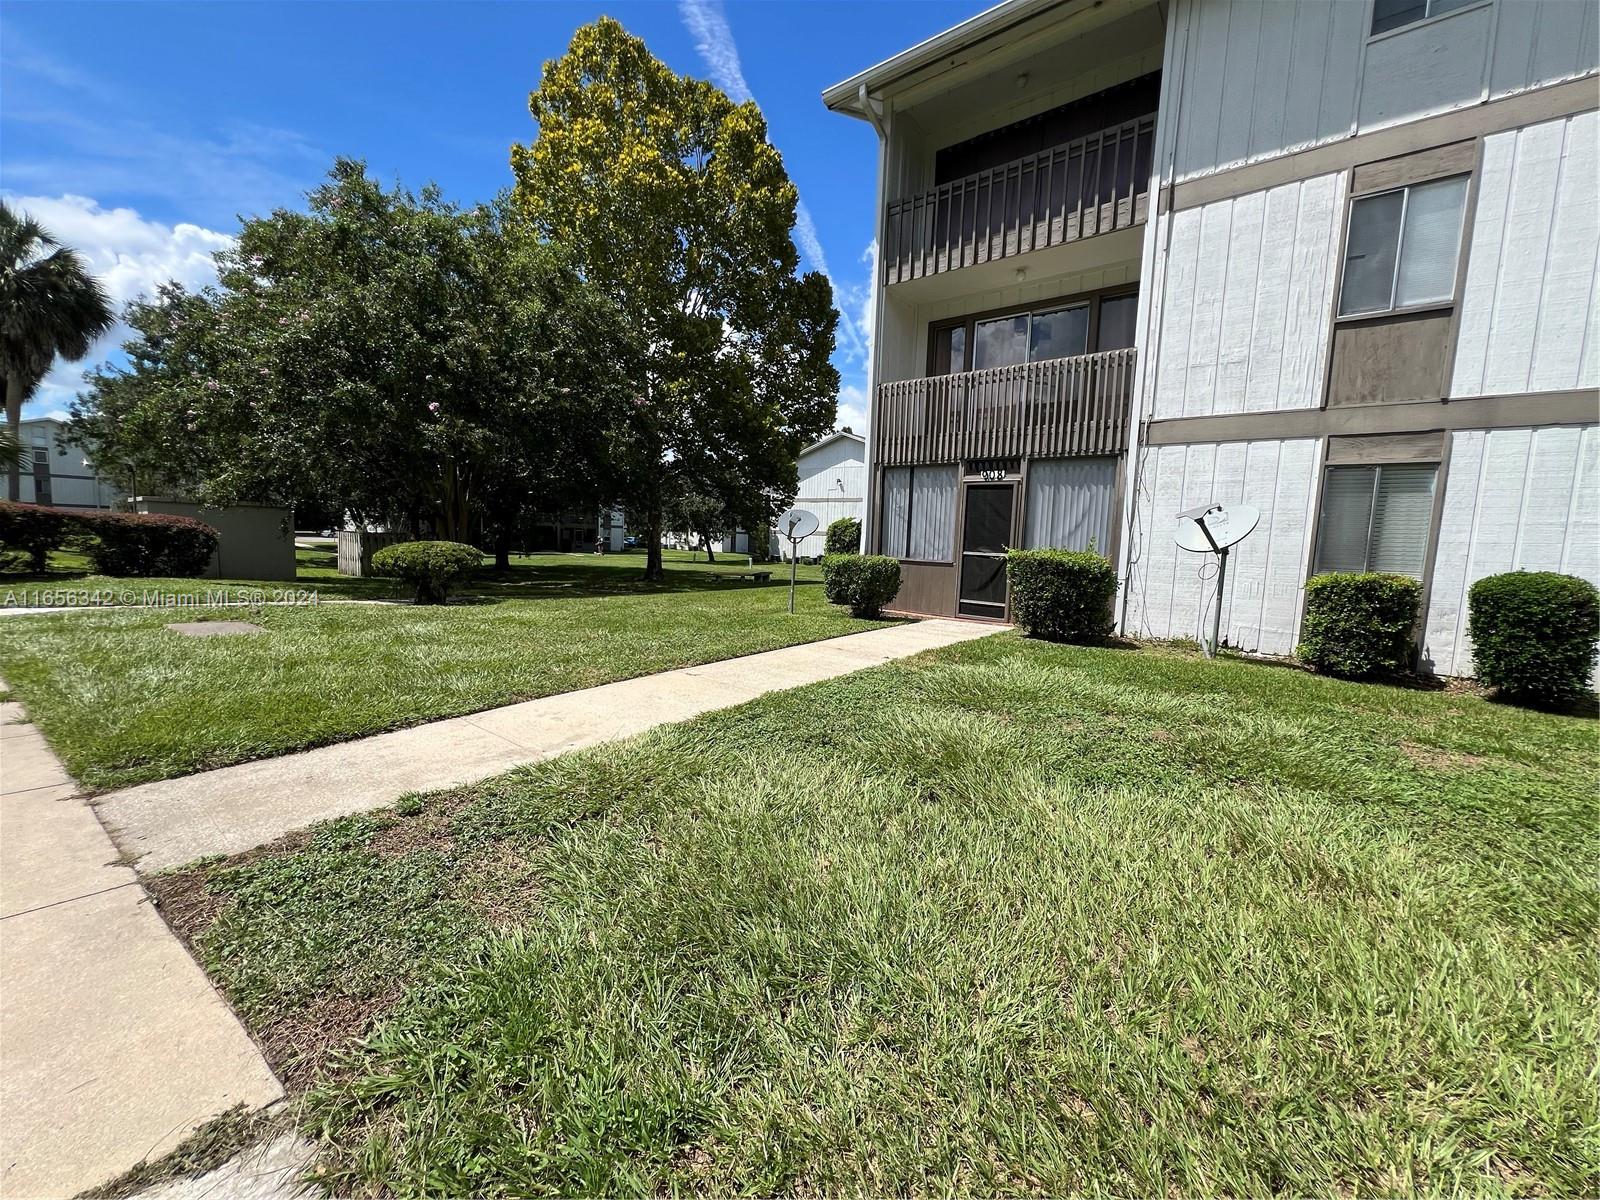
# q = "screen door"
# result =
<box><xmin>958</xmin><ymin>484</ymin><xmax>1013</xmax><ymax>618</ymax></box>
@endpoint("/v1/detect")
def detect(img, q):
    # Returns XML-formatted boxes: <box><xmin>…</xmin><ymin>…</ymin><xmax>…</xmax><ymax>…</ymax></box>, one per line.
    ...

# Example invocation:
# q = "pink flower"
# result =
<box><xmin>204</xmin><ymin>380</ymin><xmax>220</xmax><ymax>392</ymax></box>
<box><xmin>428</xmin><ymin>401</ymin><xmax>441</xmax><ymax>414</ymax></box>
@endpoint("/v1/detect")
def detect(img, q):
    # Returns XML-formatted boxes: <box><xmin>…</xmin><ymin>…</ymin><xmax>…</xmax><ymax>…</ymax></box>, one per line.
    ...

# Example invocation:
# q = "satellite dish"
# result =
<box><xmin>778</xmin><ymin>508</ymin><xmax>819</xmax><ymax>541</ymax></box>
<box><xmin>1172</xmin><ymin>502</ymin><xmax>1262</xmax><ymax>661</ymax></box>
<box><xmin>1175</xmin><ymin>503</ymin><xmax>1260</xmax><ymax>554</ymax></box>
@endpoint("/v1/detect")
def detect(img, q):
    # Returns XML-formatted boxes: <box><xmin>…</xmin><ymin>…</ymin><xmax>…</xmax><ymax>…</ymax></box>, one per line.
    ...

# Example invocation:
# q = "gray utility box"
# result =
<box><xmin>131</xmin><ymin>498</ymin><xmax>296</xmax><ymax>581</ymax></box>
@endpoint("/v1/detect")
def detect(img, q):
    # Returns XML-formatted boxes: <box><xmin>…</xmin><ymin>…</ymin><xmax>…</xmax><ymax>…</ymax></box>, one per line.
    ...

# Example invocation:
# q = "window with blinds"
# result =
<box><xmin>880</xmin><ymin>464</ymin><xmax>956</xmax><ymax>562</ymax></box>
<box><xmin>1338</xmin><ymin>176</ymin><xmax>1469</xmax><ymax>317</ymax></box>
<box><xmin>1314</xmin><ymin>464</ymin><xmax>1437</xmax><ymax>578</ymax></box>
<box><xmin>1023</xmin><ymin>457</ymin><xmax>1116</xmax><ymax>552</ymax></box>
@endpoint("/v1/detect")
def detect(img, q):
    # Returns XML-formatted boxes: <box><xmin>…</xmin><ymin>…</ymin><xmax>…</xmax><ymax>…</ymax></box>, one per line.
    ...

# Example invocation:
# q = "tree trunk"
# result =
<box><xmin>493</xmin><ymin>524</ymin><xmax>512</xmax><ymax>572</ymax></box>
<box><xmin>700</xmin><ymin>527</ymin><xmax>716</xmax><ymax>564</ymax></box>
<box><xmin>643</xmin><ymin>508</ymin><xmax>664</xmax><ymax>581</ymax></box>
<box><xmin>5</xmin><ymin>373</ymin><xmax>22</xmax><ymax>503</ymax></box>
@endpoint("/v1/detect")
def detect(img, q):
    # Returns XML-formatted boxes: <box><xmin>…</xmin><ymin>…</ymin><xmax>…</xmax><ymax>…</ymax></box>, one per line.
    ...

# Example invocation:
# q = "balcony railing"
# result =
<box><xmin>883</xmin><ymin>114</ymin><xmax>1157</xmax><ymax>286</ymax></box>
<box><xmin>875</xmin><ymin>348</ymin><xmax>1136</xmax><ymax>467</ymax></box>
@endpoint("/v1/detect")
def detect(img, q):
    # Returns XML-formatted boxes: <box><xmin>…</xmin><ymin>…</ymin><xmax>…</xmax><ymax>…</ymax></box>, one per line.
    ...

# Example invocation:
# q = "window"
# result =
<box><xmin>973</xmin><ymin>314</ymin><xmax>1029</xmax><ymax>370</ymax></box>
<box><xmin>1023</xmin><ymin>457</ymin><xmax>1117</xmax><ymax>551</ymax></box>
<box><xmin>1338</xmin><ymin>175</ymin><xmax>1468</xmax><ymax>316</ymax></box>
<box><xmin>1371</xmin><ymin>0</ymin><xmax>1479</xmax><ymax>36</ymax></box>
<box><xmin>933</xmin><ymin>325</ymin><xmax>967</xmax><ymax>375</ymax></box>
<box><xmin>1096</xmin><ymin>294</ymin><xmax>1138</xmax><ymax>351</ymax></box>
<box><xmin>881</xmin><ymin>464</ymin><xmax>957</xmax><ymax>561</ymax></box>
<box><xmin>930</xmin><ymin>290</ymin><xmax>1135</xmax><ymax>376</ymax></box>
<box><xmin>1314</xmin><ymin>463</ymin><xmax>1437</xmax><ymax>578</ymax></box>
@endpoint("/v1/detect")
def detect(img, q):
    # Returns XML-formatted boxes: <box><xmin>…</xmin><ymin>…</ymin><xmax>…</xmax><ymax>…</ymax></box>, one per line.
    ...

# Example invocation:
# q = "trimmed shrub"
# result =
<box><xmin>822</xmin><ymin>553</ymin><xmax>900</xmax><ymax>618</ymax></box>
<box><xmin>824</xmin><ymin>516</ymin><xmax>861</xmax><ymax>557</ymax></box>
<box><xmin>1468</xmin><ymin>571</ymin><xmax>1599</xmax><ymax>704</ymax></box>
<box><xmin>1297</xmin><ymin>572</ymin><xmax>1421</xmax><ymax>678</ymax></box>
<box><xmin>80</xmin><ymin>511</ymin><xmax>220</xmax><ymax>577</ymax></box>
<box><xmin>0</xmin><ymin>502</ymin><xmax>73</xmax><ymax>572</ymax></box>
<box><xmin>371</xmin><ymin>539</ymin><xmax>482</xmax><ymax>604</ymax></box>
<box><xmin>1005</xmin><ymin>548</ymin><xmax>1117</xmax><ymax>642</ymax></box>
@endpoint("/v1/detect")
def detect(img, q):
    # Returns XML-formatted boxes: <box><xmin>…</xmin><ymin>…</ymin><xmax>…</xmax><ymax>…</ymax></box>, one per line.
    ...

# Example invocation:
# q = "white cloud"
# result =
<box><xmin>4</xmin><ymin>193</ymin><xmax>234</xmax><ymax>417</ymax></box>
<box><xmin>835</xmin><ymin>382</ymin><xmax>869</xmax><ymax>436</ymax></box>
<box><xmin>677</xmin><ymin>0</ymin><xmax>867</xmax><ymax>363</ymax></box>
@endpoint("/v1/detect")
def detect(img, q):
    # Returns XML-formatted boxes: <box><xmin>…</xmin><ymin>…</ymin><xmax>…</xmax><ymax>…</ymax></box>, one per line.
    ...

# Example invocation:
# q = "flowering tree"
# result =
<box><xmin>512</xmin><ymin>18</ymin><xmax>839</xmax><ymax>579</ymax></box>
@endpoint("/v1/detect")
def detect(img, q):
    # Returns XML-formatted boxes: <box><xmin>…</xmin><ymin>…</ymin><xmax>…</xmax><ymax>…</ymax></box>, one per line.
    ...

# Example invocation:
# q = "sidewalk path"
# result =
<box><xmin>97</xmin><ymin>619</ymin><xmax>1001</xmax><ymax>873</ymax></box>
<box><xmin>0</xmin><ymin>685</ymin><xmax>283</xmax><ymax>1199</ymax></box>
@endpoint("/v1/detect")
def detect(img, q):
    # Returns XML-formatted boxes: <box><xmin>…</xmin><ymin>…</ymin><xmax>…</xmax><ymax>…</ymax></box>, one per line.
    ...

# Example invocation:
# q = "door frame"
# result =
<box><xmin>957</xmin><ymin>471</ymin><xmax>1021</xmax><ymax>621</ymax></box>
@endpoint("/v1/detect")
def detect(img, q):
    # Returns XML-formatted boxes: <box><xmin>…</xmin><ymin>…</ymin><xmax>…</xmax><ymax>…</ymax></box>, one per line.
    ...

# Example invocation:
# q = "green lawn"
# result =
<box><xmin>0</xmin><ymin>551</ymin><xmax>886</xmax><ymax>790</ymax></box>
<box><xmin>152</xmin><ymin>635</ymin><xmax>1598</xmax><ymax>1197</ymax></box>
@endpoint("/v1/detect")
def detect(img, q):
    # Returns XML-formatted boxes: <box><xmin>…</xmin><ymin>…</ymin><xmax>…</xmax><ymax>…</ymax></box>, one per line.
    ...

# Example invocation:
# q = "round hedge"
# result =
<box><xmin>1005</xmin><ymin>548</ymin><xmax>1116</xmax><ymax>643</ymax></box>
<box><xmin>371</xmin><ymin>539</ymin><xmax>482</xmax><ymax>604</ymax></box>
<box><xmin>824</xmin><ymin>516</ymin><xmax>861</xmax><ymax>557</ymax></box>
<box><xmin>1297</xmin><ymin>572</ymin><xmax>1421</xmax><ymax>678</ymax></box>
<box><xmin>821</xmin><ymin>553</ymin><xmax>900</xmax><ymax>618</ymax></box>
<box><xmin>1468</xmin><ymin>571</ymin><xmax>1598</xmax><ymax>705</ymax></box>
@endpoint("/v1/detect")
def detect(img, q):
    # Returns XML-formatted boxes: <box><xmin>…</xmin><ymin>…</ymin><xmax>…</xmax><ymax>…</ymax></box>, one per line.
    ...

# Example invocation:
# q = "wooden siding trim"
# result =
<box><xmin>1142</xmin><ymin>388</ymin><xmax>1600</xmax><ymax>446</ymax></box>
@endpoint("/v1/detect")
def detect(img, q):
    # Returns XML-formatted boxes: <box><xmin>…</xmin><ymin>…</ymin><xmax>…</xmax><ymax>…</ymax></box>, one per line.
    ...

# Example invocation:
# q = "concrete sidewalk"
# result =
<box><xmin>0</xmin><ymin>689</ymin><xmax>283</xmax><ymax>1199</ymax></box>
<box><xmin>97</xmin><ymin>619</ymin><xmax>1001</xmax><ymax>873</ymax></box>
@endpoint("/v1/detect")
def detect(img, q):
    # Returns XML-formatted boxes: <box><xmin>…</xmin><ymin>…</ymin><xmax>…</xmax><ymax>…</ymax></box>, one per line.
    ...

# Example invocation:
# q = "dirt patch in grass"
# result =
<box><xmin>364</xmin><ymin>809</ymin><xmax>456</xmax><ymax>858</ymax></box>
<box><xmin>255</xmin><ymin>986</ymin><xmax>405</xmax><ymax>1091</ymax></box>
<box><xmin>1400</xmin><ymin>741</ymin><xmax>1487</xmax><ymax>772</ymax></box>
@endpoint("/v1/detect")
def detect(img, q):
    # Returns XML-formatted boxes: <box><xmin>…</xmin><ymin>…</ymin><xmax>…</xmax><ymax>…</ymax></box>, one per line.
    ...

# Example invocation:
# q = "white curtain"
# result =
<box><xmin>881</xmin><ymin>467</ymin><xmax>911</xmax><ymax>559</ymax></box>
<box><xmin>1023</xmin><ymin>457</ymin><xmax>1116</xmax><ymax>552</ymax></box>
<box><xmin>908</xmin><ymin>465</ymin><xmax>957</xmax><ymax>561</ymax></box>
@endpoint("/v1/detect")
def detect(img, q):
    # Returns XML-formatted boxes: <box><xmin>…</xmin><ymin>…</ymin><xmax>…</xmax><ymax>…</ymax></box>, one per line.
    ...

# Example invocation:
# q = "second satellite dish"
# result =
<box><xmin>1175</xmin><ymin>503</ymin><xmax>1261</xmax><ymax>554</ymax></box>
<box><xmin>777</xmin><ymin>507</ymin><xmax>820</xmax><ymax>542</ymax></box>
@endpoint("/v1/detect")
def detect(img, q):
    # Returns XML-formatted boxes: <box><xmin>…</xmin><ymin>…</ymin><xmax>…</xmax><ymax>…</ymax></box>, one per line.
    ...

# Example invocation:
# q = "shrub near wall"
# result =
<box><xmin>81</xmin><ymin>511</ymin><xmax>221</xmax><ymax>577</ymax></box>
<box><xmin>372</xmin><ymin>540</ymin><xmax>482</xmax><ymax>604</ymax></box>
<box><xmin>0</xmin><ymin>502</ymin><xmax>73</xmax><ymax>572</ymax></box>
<box><xmin>1468</xmin><ymin>571</ymin><xmax>1599</xmax><ymax>705</ymax></box>
<box><xmin>1005</xmin><ymin>549</ymin><xmax>1117</xmax><ymax>643</ymax></box>
<box><xmin>1297</xmin><ymin>572</ymin><xmax>1421</xmax><ymax>678</ymax></box>
<box><xmin>824</xmin><ymin>517</ymin><xmax>861</xmax><ymax>557</ymax></box>
<box><xmin>822</xmin><ymin>554</ymin><xmax>900</xmax><ymax>618</ymax></box>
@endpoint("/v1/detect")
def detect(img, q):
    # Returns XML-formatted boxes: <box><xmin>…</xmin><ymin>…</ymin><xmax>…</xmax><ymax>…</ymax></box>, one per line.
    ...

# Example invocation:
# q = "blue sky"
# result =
<box><xmin>1</xmin><ymin>0</ymin><xmax>979</xmax><ymax>428</ymax></box>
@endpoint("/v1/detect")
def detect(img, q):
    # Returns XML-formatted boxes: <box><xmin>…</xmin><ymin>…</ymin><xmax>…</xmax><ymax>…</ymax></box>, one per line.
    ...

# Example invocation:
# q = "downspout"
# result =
<box><xmin>1115</xmin><ymin>0</ymin><xmax>1191</xmax><ymax>635</ymax></box>
<box><xmin>858</xmin><ymin>82</ymin><xmax>889</xmax><ymax>556</ymax></box>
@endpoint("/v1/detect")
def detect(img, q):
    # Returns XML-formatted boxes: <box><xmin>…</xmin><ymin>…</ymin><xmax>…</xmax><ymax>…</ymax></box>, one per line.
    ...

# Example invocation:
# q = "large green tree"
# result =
<box><xmin>74</xmin><ymin>162</ymin><xmax>637</xmax><ymax>556</ymax></box>
<box><xmin>0</xmin><ymin>201</ymin><xmax>115</xmax><ymax>501</ymax></box>
<box><xmin>512</xmin><ymin>17</ymin><xmax>839</xmax><ymax>579</ymax></box>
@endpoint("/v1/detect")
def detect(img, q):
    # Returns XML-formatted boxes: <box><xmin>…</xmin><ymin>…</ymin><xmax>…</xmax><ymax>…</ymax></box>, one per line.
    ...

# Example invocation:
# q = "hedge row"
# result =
<box><xmin>0</xmin><ymin>502</ymin><xmax>219</xmax><ymax>577</ymax></box>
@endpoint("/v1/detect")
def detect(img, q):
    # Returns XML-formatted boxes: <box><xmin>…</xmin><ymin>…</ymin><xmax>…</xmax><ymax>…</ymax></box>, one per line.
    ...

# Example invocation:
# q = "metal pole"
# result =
<box><xmin>788</xmin><ymin>541</ymin><xmax>797</xmax><ymax>614</ymax></box>
<box><xmin>1209</xmin><ymin>547</ymin><xmax>1228</xmax><ymax>659</ymax></box>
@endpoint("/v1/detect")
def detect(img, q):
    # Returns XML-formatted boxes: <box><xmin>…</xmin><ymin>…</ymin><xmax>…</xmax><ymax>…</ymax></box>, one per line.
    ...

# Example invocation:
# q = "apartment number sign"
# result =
<box><xmin>973</xmin><ymin>460</ymin><xmax>1017</xmax><ymax>482</ymax></box>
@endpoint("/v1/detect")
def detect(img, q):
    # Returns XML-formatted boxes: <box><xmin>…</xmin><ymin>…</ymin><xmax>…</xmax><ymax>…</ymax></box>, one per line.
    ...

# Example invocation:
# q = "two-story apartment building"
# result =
<box><xmin>825</xmin><ymin>0</ymin><xmax>1598</xmax><ymax>676</ymax></box>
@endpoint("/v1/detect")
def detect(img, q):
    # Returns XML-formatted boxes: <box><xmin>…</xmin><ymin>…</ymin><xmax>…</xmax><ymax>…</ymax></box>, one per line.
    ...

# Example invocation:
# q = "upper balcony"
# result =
<box><xmin>882</xmin><ymin>112</ymin><xmax>1157</xmax><ymax>287</ymax></box>
<box><xmin>875</xmin><ymin>347</ymin><xmax>1135</xmax><ymax>467</ymax></box>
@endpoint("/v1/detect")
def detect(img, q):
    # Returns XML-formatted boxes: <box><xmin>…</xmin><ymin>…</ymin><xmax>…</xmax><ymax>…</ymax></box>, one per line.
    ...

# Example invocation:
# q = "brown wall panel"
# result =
<box><xmin>888</xmin><ymin>561</ymin><xmax>958</xmax><ymax>618</ymax></box>
<box><xmin>1328</xmin><ymin>311</ymin><xmax>1453</xmax><ymax>407</ymax></box>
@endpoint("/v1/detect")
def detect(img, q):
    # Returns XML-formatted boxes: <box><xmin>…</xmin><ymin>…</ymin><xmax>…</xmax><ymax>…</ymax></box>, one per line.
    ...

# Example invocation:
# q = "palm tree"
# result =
<box><xmin>1</xmin><ymin>201</ymin><xmax>115</xmax><ymax>501</ymax></box>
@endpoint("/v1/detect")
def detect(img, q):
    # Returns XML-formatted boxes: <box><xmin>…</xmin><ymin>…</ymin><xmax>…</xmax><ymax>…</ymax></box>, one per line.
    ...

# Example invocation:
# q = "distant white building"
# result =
<box><xmin>14</xmin><ymin>418</ymin><xmax>120</xmax><ymax>510</ymax></box>
<box><xmin>782</xmin><ymin>430</ymin><xmax>865</xmax><ymax>559</ymax></box>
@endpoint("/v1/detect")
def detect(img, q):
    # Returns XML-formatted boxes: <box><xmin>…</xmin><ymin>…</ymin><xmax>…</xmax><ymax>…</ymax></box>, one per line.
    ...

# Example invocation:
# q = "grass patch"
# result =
<box><xmin>0</xmin><ymin>552</ymin><xmax>888</xmax><ymax>789</ymax></box>
<box><xmin>159</xmin><ymin>636</ymin><xmax>1600</xmax><ymax>1196</ymax></box>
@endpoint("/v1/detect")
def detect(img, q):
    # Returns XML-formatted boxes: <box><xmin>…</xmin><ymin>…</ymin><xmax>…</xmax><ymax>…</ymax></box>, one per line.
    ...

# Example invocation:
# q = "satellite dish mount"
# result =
<box><xmin>777</xmin><ymin>508</ymin><xmax>820</xmax><ymax>614</ymax></box>
<box><xmin>1174</xmin><ymin>502</ymin><xmax>1261</xmax><ymax>659</ymax></box>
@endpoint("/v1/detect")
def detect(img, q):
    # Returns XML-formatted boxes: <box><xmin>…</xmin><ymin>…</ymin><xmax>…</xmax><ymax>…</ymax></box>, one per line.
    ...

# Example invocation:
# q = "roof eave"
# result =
<box><xmin>820</xmin><ymin>0</ymin><xmax>1065</xmax><ymax>113</ymax></box>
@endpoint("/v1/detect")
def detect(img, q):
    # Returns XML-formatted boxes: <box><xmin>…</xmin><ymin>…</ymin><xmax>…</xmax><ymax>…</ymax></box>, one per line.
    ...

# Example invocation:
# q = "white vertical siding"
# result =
<box><xmin>1170</xmin><ymin>0</ymin><xmax>1366</xmax><ymax>181</ymax></box>
<box><xmin>1451</xmin><ymin>112</ymin><xmax>1600</xmax><ymax>397</ymax></box>
<box><xmin>1166</xmin><ymin>0</ymin><xmax>1598</xmax><ymax>183</ymax></box>
<box><xmin>1148</xmin><ymin>172</ymin><xmax>1345</xmax><ymax>419</ymax></box>
<box><xmin>1124</xmin><ymin>437</ymin><xmax>1321</xmax><ymax>655</ymax></box>
<box><xmin>1422</xmin><ymin>425</ymin><xmax>1600</xmax><ymax>677</ymax></box>
<box><xmin>789</xmin><ymin>437</ymin><xmax>866</xmax><ymax>558</ymax></box>
<box><xmin>1489</xmin><ymin>0</ymin><xmax>1600</xmax><ymax>100</ymax></box>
